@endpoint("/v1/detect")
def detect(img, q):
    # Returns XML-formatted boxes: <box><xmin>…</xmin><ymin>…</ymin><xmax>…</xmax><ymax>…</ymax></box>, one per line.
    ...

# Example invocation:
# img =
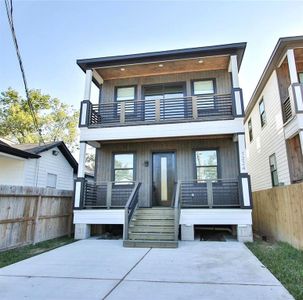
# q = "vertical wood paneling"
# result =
<box><xmin>101</xmin><ymin>70</ymin><xmax>231</xmax><ymax>103</ymax></box>
<box><xmin>96</xmin><ymin>137</ymin><xmax>239</xmax><ymax>206</ymax></box>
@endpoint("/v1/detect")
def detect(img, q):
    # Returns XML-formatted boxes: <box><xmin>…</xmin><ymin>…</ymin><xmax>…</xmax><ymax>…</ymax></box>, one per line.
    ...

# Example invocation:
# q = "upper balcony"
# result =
<box><xmin>77</xmin><ymin>43</ymin><xmax>246</xmax><ymax>141</ymax></box>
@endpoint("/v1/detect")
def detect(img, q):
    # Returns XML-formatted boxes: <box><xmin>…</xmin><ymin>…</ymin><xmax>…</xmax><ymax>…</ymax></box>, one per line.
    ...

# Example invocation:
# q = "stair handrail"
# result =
<box><xmin>174</xmin><ymin>180</ymin><xmax>182</xmax><ymax>241</ymax></box>
<box><xmin>123</xmin><ymin>182</ymin><xmax>142</xmax><ymax>240</ymax></box>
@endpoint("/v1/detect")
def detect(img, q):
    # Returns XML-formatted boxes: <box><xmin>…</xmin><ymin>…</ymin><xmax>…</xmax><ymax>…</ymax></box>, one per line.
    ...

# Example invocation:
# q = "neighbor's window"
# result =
<box><xmin>46</xmin><ymin>173</ymin><xmax>57</xmax><ymax>189</ymax></box>
<box><xmin>299</xmin><ymin>72</ymin><xmax>303</xmax><ymax>83</ymax></box>
<box><xmin>195</xmin><ymin>150</ymin><xmax>218</xmax><ymax>181</ymax></box>
<box><xmin>269</xmin><ymin>154</ymin><xmax>279</xmax><ymax>187</ymax></box>
<box><xmin>116</xmin><ymin>86</ymin><xmax>136</xmax><ymax>113</ymax></box>
<box><xmin>259</xmin><ymin>99</ymin><xmax>266</xmax><ymax>127</ymax></box>
<box><xmin>113</xmin><ymin>153</ymin><xmax>134</xmax><ymax>184</ymax></box>
<box><xmin>248</xmin><ymin>118</ymin><xmax>253</xmax><ymax>142</ymax></box>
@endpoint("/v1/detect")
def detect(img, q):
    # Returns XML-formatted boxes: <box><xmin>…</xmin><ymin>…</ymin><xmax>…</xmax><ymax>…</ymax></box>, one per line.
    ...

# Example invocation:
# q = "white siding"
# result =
<box><xmin>245</xmin><ymin>71</ymin><xmax>291</xmax><ymax>191</ymax></box>
<box><xmin>0</xmin><ymin>156</ymin><xmax>25</xmax><ymax>185</ymax></box>
<box><xmin>24</xmin><ymin>147</ymin><xmax>74</xmax><ymax>190</ymax></box>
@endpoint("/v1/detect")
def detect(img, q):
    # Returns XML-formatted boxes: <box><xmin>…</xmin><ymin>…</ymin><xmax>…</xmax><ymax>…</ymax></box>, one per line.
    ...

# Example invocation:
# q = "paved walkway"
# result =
<box><xmin>0</xmin><ymin>240</ymin><xmax>294</xmax><ymax>300</ymax></box>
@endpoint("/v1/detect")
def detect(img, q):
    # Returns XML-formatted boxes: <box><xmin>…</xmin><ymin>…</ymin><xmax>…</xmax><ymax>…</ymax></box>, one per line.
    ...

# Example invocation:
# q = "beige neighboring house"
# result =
<box><xmin>0</xmin><ymin>139</ymin><xmax>78</xmax><ymax>190</ymax></box>
<box><xmin>244</xmin><ymin>36</ymin><xmax>303</xmax><ymax>192</ymax></box>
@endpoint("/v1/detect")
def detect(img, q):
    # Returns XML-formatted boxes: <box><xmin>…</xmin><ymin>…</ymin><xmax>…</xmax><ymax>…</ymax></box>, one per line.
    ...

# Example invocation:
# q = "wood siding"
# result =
<box><xmin>245</xmin><ymin>71</ymin><xmax>291</xmax><ymax>191</ymax></box>
<box><xmin>96</xmin><ymin>137</ymin><xmax>239</xmax><ymax>207</ymax></box>
<box><xmin>100</xmin><ymin>70</ymin><xmax>231</xmax><ymax>103</ymax></box>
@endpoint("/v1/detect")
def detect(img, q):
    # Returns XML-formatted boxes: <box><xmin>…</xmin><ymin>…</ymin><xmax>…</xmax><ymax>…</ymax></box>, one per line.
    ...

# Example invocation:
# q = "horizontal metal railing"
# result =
<box><xmin>282</xmin><ymin>96</ymin><xmax>292</xmax><ymax>123</ymax></box>
<box><xmin>83</xmin><ymin>181</ymin><xmax>135</xmax><ymax>208</ymax></box>
<box><xmin>180</xmin><ymin>178</ymin><xmax>240</xmax><ymax>208</ymax></box>
<box><xmin>88</xmin><ymin>94</ymin><xmax>233</xmax><ymax>127</ymax></box>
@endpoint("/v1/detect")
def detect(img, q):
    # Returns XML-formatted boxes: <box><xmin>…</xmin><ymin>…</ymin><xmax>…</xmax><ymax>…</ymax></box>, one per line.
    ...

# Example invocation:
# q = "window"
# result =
<box><xmin>269</xmin><ymin>154</ymin><xmax>279</xmax><ymax>187</ymax></box>
<box><xmin>192</xmin><ymin>80</ymin><xmax>215</xmax><ymax>95</ymax></box>
<box><xmin>299</xmin><ymin>72</ymin><xmax>303</xmax><ymax>83</ymax></box>
<box><xmin>116</xmin><ymin>86</ymin><xmax>136</xmax><ymax>113</ymax></box>
<box><xmin>259</xmin><ymin>99</ymin><xmax>266</xmax><ymax>127</ymax></box>
<box><xmin>113</xmin><ymin>153</ymin><xmax>134</xmax><ymax>184</ymax></box>
<box><xmin>46</xmin><ymin>173</ymin><xmax>57</xmax><ymax>188</ymax></box>
<box><xmin>195</xmin><ymin>150</ymin><xmax>218</xmax><ymax>181</ymax></box>
<box><xmin>248</xmin><ymin>118</ymin><xmax>253</xmax><ymax>142</ymax></box>
<box><xmin>192</xmin><ymin>80</ymin><xmax>215</xmax><ymax>111</ymax></box>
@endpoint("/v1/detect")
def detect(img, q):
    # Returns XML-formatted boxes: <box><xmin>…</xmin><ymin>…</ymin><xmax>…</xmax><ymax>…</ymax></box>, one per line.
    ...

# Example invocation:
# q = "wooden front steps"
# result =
<box><xmin>123</xmin><ymin>207</ymin><xmax>178</xmax><ymax>248</ymax></box>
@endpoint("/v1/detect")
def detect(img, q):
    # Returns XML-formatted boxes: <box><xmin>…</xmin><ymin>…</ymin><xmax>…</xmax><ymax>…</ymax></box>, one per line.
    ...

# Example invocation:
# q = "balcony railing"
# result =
<box><xmin>77</xmin><ymin>178</ymin><xmax>241</xmax><ymax>209</ymax></box>
<box><xmin>180</xmin><ymin>178</ymin><xmax>240</xmax><ymax>208</ymax></box>
<box><xmin>83</xmin><ymin>181</ymin><xmax>135</xmax><ymax>208</ymax></box>
<box><xmin>85</xmin><ymin>94</ymin><xmax>234</xmax><ymax>128</ymax></box>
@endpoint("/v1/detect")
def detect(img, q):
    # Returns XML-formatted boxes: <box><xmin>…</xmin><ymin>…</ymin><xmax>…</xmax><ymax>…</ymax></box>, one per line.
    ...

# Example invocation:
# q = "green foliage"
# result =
<box><xmin>0</xmin><ymin>88</ymin><xmax>79</xmax><ymax>150</ymax></box>
<box><xmin>0</xmin><ymin>237</ymin><xmax>74</xmax><ymax>268</ymax></box>
<box><xmin>246</xmin><ymin>241</ymin><xmax>303</xmax><ymax>300</ymax></box>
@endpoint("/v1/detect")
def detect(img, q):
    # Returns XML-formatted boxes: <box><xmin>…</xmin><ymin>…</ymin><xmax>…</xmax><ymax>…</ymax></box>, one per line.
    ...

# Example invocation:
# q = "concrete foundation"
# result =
<box><xmin>75</xmin><ymin>224</ymin><xmax>91</xmax><ymax>239</ymax></box>
<box><xmin>181</xmin><ymin>224</ymin><xmax>194</xmax><ymax>241</ymax></box>
<box><xmin>237</xmin><ymin>224</ymin><xmax>253</xmax><ymax>242</ymax></box>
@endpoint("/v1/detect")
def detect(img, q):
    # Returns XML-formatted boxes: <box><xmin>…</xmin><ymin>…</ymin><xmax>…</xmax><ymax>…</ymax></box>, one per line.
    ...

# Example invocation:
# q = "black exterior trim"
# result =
<box><xmin>77</xmin><ymin>42</ymin><xmax>247</xmax><ymax>72</ymax></box>
<box><xmin>0</xmin><ymin>143</ymin><xmax>40</xmax><ymax>159</ymax></box>
<box><xmin>238</xmin><ymin>173</ymin><xmax>253</xmax><ymax>209</ymax></box>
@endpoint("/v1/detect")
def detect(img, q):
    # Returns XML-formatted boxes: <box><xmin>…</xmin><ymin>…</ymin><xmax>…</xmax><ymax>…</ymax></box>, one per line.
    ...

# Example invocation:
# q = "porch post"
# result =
<box><xmin>84</xmin><ymin>69</ymin><xmax>93</xmax><ymax>100</ymax></box>
<box><xmin>287</xmin><ymin>49</ymin><xmax>303</xmax><ymax>112</ymax></box>
<box><xmin>287</xmin><ymin>49</ymin><xmax>298</xmax><ymax>84</ymax></box>
<box><xmin>235</xmin><ymin>133</ymin><xmax>252</xmax><ymax>209</ymax></box>
<box><xmin>78</xmin><ymin>142</ymin><xmax>87</xmax><ymax>178</ymax></box>
<box><xmin>229</xmin><ymin>55</ymin><xmax>244</xmax><ymax>117</ymax></box>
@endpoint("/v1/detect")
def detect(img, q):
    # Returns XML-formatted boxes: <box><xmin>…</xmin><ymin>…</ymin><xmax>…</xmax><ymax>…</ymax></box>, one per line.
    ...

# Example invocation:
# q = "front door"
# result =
<box><xmin>152</xmin><ymin>152</ymin><xmax>176</xmax><ymax>207</ymax></box>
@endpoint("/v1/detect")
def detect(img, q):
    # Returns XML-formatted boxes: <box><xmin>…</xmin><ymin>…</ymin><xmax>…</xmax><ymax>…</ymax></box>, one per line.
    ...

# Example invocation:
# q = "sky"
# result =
<box><xmin>1</xmin><ymin>0</ymin><xmax>303</xmax><ymax>109</ymax></box>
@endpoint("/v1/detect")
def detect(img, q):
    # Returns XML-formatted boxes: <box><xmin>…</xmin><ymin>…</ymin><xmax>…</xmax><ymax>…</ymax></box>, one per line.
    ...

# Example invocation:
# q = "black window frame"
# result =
<box><xmin>259</xmin><ymin>98</ymin><xmax>266</xmax><ymax>128</ymax></box>
<box><xmin>269</xmin><ymin>153</ymin><xmax>279</xmax><ymax>187</ymax></box>
<box><xmin>191</xmin><ymin>78</ymin><xmax>217</xmax><ymax>96</ymax></box>
<box><xmin>112</xmin><ymin>152</ymin><xmax>136</xmax><ymax>185</ymax></box>
<box><xmin>114</xmin><ymin>85</ymin><xmax>138</xmax><ymax>117</ymax></box>
<box><xmin>248</xmin><ymin>118</ymin><xmax>253</xmax><ymax>142</ymax></box>
<box><xmin>193</xmin><ymin>149</ymin><xmax>220</xmax><ymax>182</ymax></box>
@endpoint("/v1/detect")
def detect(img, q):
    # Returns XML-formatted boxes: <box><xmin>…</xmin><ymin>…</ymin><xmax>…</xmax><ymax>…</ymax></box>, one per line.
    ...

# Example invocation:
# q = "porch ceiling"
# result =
<box><xmin>279</xmin><ymin>48</ymin><xmax>303</xmax><ymax>71</ymax></box>
<box><xmin>94</xmin><ymin>55</ymin><xmax>230</xmax><ymax>80</ymax></box>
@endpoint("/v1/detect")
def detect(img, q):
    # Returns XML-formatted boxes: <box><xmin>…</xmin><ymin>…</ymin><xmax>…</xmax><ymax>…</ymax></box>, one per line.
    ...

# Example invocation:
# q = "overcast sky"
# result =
<box><xmin>1</xmin><ymin>0</ymin><xmax>303</xmax><ymax>109</ymax></box>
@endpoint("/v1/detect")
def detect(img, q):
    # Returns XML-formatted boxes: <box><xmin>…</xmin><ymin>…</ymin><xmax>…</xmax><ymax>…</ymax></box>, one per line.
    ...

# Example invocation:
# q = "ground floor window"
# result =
<box><xmin>113</xmin><ymin>153</ymin><xmax>135</xmax><ymax>184</ymax></box>
<box><xmin>269</xmin><ymin>153</ymin><xmax>279</xmax><ymax>187</ymax></box>
<box><xmin>194</xmin><ymin>150</ymin><xmax>218</xmax><ymax>181</ymax></box>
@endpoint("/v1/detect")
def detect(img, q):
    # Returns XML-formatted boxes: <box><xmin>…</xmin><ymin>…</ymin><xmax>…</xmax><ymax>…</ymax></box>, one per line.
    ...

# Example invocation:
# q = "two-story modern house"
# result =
<box><xmin>245</xmin><ymin>36</ymin><xmax>303</xmax><ymax>192</ymax></box>
<box><xmin>73</xmin><ymin>42</ymin><xmax>253</xmax><ymax>247</ymax></box>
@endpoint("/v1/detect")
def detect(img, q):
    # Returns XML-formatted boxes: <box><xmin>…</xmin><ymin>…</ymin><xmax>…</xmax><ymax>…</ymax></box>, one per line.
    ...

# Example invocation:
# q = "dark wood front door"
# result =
<box><xmin>152</xmin><ymin>152</ymin><xmax>176</xmax><ymax>207</ymax></box>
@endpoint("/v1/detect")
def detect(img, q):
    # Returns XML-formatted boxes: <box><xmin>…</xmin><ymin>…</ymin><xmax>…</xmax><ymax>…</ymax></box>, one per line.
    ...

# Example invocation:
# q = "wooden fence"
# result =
<box><xmin>0</xmin><ymin>185</ymin><xmax>73</xmax><ymax>251</ymax></box>
<box><xmin>252</xmin><ymin>182</ymin><xmax>303</xmax><ymax>250</ymax></box>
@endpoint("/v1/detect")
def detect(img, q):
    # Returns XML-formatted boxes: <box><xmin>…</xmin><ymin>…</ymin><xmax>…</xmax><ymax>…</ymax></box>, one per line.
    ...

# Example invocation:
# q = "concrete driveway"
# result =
<box><xmin>0</xmin><ymin>240</ymin><xmax>293</xmax><ymax>300</ymax></box>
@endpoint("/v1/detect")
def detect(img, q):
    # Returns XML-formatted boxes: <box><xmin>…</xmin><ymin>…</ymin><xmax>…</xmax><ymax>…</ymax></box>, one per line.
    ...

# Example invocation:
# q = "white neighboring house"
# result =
<box><xmin>0</xmin><ymin>140</ymin><xmax>78</xmax><ymax>190</ymax></box>
<box><xmin>244</xmin><ymin>36</ymin><xmax>303</xmax><ymax>191</ymax></box>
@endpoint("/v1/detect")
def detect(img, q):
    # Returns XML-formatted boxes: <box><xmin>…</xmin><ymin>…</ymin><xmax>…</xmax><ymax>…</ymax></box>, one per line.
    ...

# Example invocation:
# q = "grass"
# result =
<box><xmin>246</xmin><ymin>240</ymin><xmax>303</xmax><ymax>300</ymax></box>
<box><xmin>0</xmin><ymin>236</ymin><xmax>75</xmax><ymax>268</ymax></box>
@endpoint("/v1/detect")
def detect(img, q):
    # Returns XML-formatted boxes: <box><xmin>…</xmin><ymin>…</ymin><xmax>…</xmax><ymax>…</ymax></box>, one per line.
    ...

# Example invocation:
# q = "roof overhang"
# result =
<box><xmin>77</xmin><ymin>42</ymin><xmax>246</xmax><ymax>83</ymax></box>
<box><xmin>0</xmin><ymin>144</ymin><xmax>40</xmax><ymax>159</ymax></box>
<box><xmin>244</xmin><ymin>35</ymin><xmax>303</xmax><ymax>122</ymax></box>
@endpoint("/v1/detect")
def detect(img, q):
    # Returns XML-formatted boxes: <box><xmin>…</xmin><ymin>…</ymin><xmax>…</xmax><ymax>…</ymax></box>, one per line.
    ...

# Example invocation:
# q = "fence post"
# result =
<box><xmin>192</xmin><ymin>96</ymin><xmax>198</xmax><ymax>119</ymax></box>
<box><xmin>155</xmin><ymin>99</ymin><xmax>161</xmax><ymax>122</ymax></box>
<box><xmin>207</xmin><ymin>180</ymin><xmax>213</xmax><ymax>208</ymax></box>
<box><xmin>106</xmin><ymin>182</ymin><xmax>112</xmax><ymax>209</ymax></box>
<box><xmin>33</xmin><ymin>194</ymin><xmax>42</xmax><ymax>245</ymax></box>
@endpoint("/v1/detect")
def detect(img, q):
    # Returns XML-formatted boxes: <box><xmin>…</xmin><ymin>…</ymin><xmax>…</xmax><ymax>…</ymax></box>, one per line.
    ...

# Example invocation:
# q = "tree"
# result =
<box><xmin>0</xmin><ymin>88</ymin><xmax>79</xmax><ymax>151</ymax></box>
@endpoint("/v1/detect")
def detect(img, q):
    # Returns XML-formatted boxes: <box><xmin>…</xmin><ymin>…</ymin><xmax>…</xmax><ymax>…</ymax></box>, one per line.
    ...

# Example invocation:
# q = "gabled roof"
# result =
<box><xmin>0</xmin><ymin>141</ymin><xmax>78</xmax><ymax>173</ymax></box>
<box><xmin>77</xmin><ymin>42</ymin><xmax>247</xmax><ymax>72</ymax></box>
<box><xmin>244</xmin><ymin>35</ymin><xmax>303</xmax><ymax>122</ymax></box>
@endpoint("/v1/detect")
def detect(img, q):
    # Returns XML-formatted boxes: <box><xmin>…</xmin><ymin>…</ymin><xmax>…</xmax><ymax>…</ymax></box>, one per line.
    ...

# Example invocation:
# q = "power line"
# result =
<box><xmin>4</xmin><ymin>0</ymin><xmax>44</xmax><ymax>144</ymax></box>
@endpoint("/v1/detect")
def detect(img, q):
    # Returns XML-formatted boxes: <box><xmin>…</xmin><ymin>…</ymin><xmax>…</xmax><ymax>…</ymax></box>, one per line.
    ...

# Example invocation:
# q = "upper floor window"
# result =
<box><xmin>195</xmin><ymin>150</ymin><xmax>218</xmax><ymax>181</ymax></box>
<box><xmin>299</xmin><ymin>72</ymin><xmax>303</xmax><ymax>83</ymax></box>
<box><xmin>116</xmin><ymin>86</ymin><xmax>136</xmax><ymax>113</ymax></box>
<box><xmin>269</xmin><ymin>154</ymin><xmax>279</xmax><ymax>187</ymax></box>
<box><xmin>46</xmin><ymin>173</ymin><xmax>57</xmax><ymax>189</ymax></box>
<box><xmin>259</xmin><ymin>98</ymin><xmax>266</xmax><ymax>127</ymax></box>
<box><xmin>113</xmin><ymin>153</ymin><xmax>135</xmax><ymax>184</ymax></box>
<box><xmin>192</xmin><ymin>80</ymin><xmax>215</xmax><ymax>95</ymax></box>
<box><xmin>248</xmin><ymin>118</ymin><xmax>253</xmax><ymax>142</ymax></box>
